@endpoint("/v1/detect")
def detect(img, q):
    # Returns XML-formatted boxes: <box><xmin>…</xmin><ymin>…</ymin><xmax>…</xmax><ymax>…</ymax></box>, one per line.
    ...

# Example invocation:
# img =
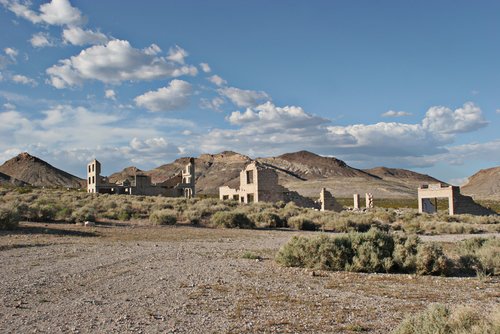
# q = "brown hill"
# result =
<box><xmin>108</xmin><ymin>166</ymin><xmax>144</xmax><ymax>184</ymax></box>
<box><xmin>0</xmin><ymin>152</ymin><xmax>83</xmax><ymax>188</ymax></box>
<box><xmin>108</xmin><ymin>151</ymin><xmax>252</xmax><ymax>194</ymax></box>
<box><xmin>0</xmin><ymin>171</ymin><xmax>27</xmax><ymax>187</ymax></box>
<box><xmin>461</xmin><ymin>167</ymin><xmax>500</xmax><ymax>200</ymax></box>
<box><xmin>257</xmin><ymin>150</ymin><xmax>374</xmax><ymax>180</ymax></box>
<box><xmin>107</xmin><ymin>150</ymin><xmax>442</xmax><ymax>198</ymax></box>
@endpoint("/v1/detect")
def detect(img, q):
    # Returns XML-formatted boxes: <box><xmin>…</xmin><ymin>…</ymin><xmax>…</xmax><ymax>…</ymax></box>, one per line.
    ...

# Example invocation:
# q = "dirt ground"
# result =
<box><xmin>0</xmin><ymin>222</ymin><xmax>498</xmax><ymax>333</ymax></box>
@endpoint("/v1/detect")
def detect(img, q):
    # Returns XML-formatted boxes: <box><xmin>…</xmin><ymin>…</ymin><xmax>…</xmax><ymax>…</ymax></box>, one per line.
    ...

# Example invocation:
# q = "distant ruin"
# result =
<box><xmin>87</xmin><ymin>158</ymin><xmax>195</xmax><ymax>198</ymax></box>
<box><xmin>352</xmin><ymin>193</ymin><xmax>374</xmax><ymax>210</ymax></box>
<box><xmin>219</xmin><ymin>161</ymin><xmax>342</xmax><ymax>211</ymax></box>
<box><xmin>418</xmin><ymin>183</ymin><xmax>495</xmax><ymax>216</ymax></box>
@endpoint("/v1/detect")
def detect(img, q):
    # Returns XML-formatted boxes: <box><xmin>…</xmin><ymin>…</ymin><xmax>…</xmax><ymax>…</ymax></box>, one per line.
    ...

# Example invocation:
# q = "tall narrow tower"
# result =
<box><xmin>87</xmin><ymin>159</ymin><xmax>101</xmax><ymax>193</ymax></box>
<box><xmin>182</xmin><ymin>157</ymin><xmax>196</xmax><ymax>198</ymax></box>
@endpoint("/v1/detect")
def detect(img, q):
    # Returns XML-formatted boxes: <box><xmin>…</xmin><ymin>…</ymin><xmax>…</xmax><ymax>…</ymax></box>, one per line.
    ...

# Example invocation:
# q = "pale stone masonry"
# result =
<box><xmin>86</xmin><ymin>158</ymin><xmax>195</xmax><ymax>198</ymax></box>
<box><xmin>220</xmin><ymin>161</ymin><xmax>342</xmax><ymax>211</ymax></box>
<box><xmin>418</xmin><ymin>183</ymin><xmax>495</xmax><ymax>216</ymax></box>
<box><xmin>365</xmin><ymin>193</ymin><xmax>374</xmax><ymax>209</ymax></box>
<box><xmin>353</xmin><ymin>193</ymin><xmax>360</xmax><ymax>209</ymax></box>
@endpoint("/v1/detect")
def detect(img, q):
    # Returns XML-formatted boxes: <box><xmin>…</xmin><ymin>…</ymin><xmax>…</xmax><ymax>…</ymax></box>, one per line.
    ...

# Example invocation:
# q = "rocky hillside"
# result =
<box><xmin>461</xmin><ymin>167</ymin><xmax>500</xmax><ymax>200</ymax></box>
<box><xmin>106</xmin><ymin>150</ymin><xmax>444</xmax><ymax>198</ymax></box>
<box><xmin>0</xmin><ymin>150</ymin><xmax>455</xmax><ymax>198</ymax></box>
<box><xmin>109</xmin><ymin>151</ymin><xmax>252</xmax><ymax>194</ymax></box>
<box><xmin>0</xmin><ymin>152</ymin><xmax>83</xmax><ymax>188</ymax></box>
<box><xmin>0</xmin><ymin>171</ymin><xmax>27</xmax><ymax>187</ymax></box>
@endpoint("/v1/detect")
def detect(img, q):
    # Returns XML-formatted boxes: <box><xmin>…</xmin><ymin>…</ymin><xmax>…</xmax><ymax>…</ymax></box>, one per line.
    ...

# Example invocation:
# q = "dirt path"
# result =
<box><xmin>0</xmin><ymin>223</ymin><xmax>498</xmax><ymax>333</ymax></box>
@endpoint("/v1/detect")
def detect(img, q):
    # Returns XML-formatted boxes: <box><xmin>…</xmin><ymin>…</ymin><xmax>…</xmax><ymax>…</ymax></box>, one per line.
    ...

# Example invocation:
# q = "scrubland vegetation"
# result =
<box><xmin>275</xmin><ymin>229</ymin><xmax>499</xmax><ymax>276</ymax></box>
<box><xmin>393</xmin><ymin>303</ymin><xmax>499</xmax><ymax>334</ymax></box>
<box><xmin>0</xmin><ymin>187</ymin><xmax>498</xmax><ymax>234</ymax></box>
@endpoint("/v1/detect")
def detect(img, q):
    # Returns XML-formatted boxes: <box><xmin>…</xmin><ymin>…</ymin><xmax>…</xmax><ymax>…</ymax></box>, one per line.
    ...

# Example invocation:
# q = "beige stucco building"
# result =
<box><xmin>219</xmin><ymin>162</ymin><xmax>342</xmax><ymax>211</ymax></box>
<box><xmin>418</xmin><ymin>183</ymin><xmax>494</xmax><ymax>216</ymax></box>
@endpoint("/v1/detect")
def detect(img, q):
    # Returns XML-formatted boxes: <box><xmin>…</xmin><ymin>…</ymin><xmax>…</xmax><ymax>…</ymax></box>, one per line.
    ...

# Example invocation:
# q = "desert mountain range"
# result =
<box><xmin>0</xmin><ymin>151</ymin><xmax>497</xmax><ymax>199</ymax></box>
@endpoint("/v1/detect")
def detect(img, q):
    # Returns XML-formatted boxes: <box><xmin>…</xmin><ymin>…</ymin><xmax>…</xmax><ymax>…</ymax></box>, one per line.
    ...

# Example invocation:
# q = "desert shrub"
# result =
<box><xmin>347</xmin><ymin>228</ymin><xmax>396</xmax><ymax>272</ymax></box>
<box><xmin>241</xmin><ymin>251</ymin><xmax>261</xmax><ymax>260</ymax></box>
<box><xmin>457</xmin><ymin>237</ymin><xmax>499</xmax><ymax>276</ymax></box>
<box><xmin>415</xmin><ymin>243</ymin><xmax>452</xmax><ymax>276</ymax></box>
<box><xmin>276</xmin><ymin>229</ymin><xmax>452</xmax><ymax>275</ymax></box>
<box><xmin>392</xmin><ymin>235</ymin><xmax>420</xmax><ymax>272</ymax></box>
<box><xmin>149</xmin><ymin>209</ymin><xmax>177</xmax><ymax>225</ymax></box>
<box><xmin>0</xmin><ymin>206</ymin><xmax>20</xmax><ymax>230</ymax></box>
<box><xmin>393</xmin><ymin>304</ymin><xmax>499</xmax><ymax>334</ymax></box>
<box><xmin>71</xmin><ymin>205</ymin><xmax>96</xmax><ymax>223</ymax></box>
<box><xmin>248</xmin><ymin>211</ymin><xmax>284</xmax><ymax>228</ymax></box>
<box><xmin>210</xmin><ymin>211</ymin><xmax>254</xmax><ymax>229</ymax></box>
<box><xmin>275</xmin><ymin>235</ymin><xmax>353</xmax><ymax>270</ymax></box>
<box><xmin>287</xmin><ymin>215</ymin><xmax>319</xmax><ymax>231</ymax></box>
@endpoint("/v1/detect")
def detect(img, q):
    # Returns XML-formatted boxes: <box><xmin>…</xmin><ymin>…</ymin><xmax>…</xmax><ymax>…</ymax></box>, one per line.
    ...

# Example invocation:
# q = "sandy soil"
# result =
<box><xmin>0</xmin><ymin>223</ymin><xmax>498</xmax><ymax>333</ymax></box>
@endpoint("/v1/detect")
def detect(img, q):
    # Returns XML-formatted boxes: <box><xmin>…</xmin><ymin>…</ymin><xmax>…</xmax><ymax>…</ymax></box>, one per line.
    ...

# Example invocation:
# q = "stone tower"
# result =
<box><xmin>87</xmin><ymin>159</ymin><xmax>101</xmax><ymax>193</ymax></box>
<box><xmin>182</xmin><ymin>157</ymin><xmax>196</xmax><ymax>198</ymax></box>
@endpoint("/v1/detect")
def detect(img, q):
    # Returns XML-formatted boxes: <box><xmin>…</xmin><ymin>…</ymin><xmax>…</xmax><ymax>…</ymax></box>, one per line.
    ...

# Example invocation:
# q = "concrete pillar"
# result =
<box><xmin>353</xmin><ymin>194</ymin><xmax>360</xmax><ymax>209</ymax></box>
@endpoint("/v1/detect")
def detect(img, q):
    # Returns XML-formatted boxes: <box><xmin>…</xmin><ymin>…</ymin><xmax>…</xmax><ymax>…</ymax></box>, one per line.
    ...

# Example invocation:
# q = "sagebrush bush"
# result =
<box><xmin>0</xmin><ymin>206</ymin><xmax>20</xmax><ymax>230</ymax></box>
<box><xmin>287</xmin><ymin>215</ymin><xmax>319</xmax><ymax>231</ymax></box>
<box><xmin>457</xmin><ymin>237</ymin><xmax>499</xmax><ymax>275</ymax></box>
<box><xmin>210</xmin><ymin>211</ymin><xmax>254</xmax><ymax>229</ymax></box>
<box><xmin>393</xmin><ymin>304</ymin><xmax>500</xmax><ymax>334</ymax></box>
<box><xmin>71</xmin><ymin>205</ymin><xmax>96</xmax><ymax>223</ymax></box>
<box><xmin>415</xmin><ymin>243</ymin><xmax>452</xmax><ymax>275</ymax></box>
<box><xmin>149</xmin><ymin>209</ymin><xmax>177</xmax><ymax>225</ymax></box>
<box><xmin>248</xmin><ymin>210</ymin><xmax>284</xmax><ymax>228</ymax></box>
<box><xmin>276</xmin><ymin>229</ymin><xmax>452</xmax><ymax>275</ymax></box>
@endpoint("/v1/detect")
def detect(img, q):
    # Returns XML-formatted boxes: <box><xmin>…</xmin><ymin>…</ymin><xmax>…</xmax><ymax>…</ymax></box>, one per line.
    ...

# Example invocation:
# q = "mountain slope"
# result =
<box><xmin>461</xmin><ymin>167</ymin><xmax>500</xmax><ymax>199</ymax></box>
<box><xmin>0</xmin><ymin>152</ymin><xmax>83</xmax><ymax>188</ymax></box>
<box><xmin>257</xmin><ymin>150</ymin><xmax>375</xmax><ymax>180</ymax></box>
<box><xmin>0</xmin><ymin>171</ymin><xmax>27</xmax><ymax>187</ymax></box>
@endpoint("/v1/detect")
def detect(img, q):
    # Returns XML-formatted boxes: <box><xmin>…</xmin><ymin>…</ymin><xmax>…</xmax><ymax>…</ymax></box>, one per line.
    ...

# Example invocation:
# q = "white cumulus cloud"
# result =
<box><xmin>199</xmin><ymin>63</ymin><xmax>211</xmax><ymax>73</ymax></box>
<box><xmin>29</xmin><ymin>32</ymin><xmax>55</xmax><ymax>48</ymax></box>
<box><xmin>62</xmin><ymin>27</ymin><xmax>108</xmax><ymax>46</ymax></box>
<box><xmin>12</xmin><ymin>74</ymin><xmax>37</xmax><ymax>86</ymax></box>
<box><xmin>134</xmin><ymin>79</ymin><xmax>192</xmax><ymax>112</ymax></box>
<box><xmin>46</xmin><ymin>39</ymin><xmax>198</xmax><ymax>88</ymax></box>
<box><xmin>105</xmin><ymin>89</ymin><xmax>116</xmax><ymax>100</ymax></box>
<box><xmin>382</xmin><ymin>110</ymin><xmax>412</xmax><ymax>117</ymax></box>
<box><xmin>167</xmin><ymin>45</ymin><xmax>188</xmax><ymax>64</ymax></box>
<box><xmin>422</xmin><ymin>102</ymin><xmax>488</xmax><ymax>134</ymax></box>
<box><xmin>218</xmin><ymin>86</ymin><xmax>270</xmax><ymax>108</ymax></box>
<box><xmin>0</xmin><ymin>0</ymin><xmax>85</xmax><ymax>26</ymax></box>
<box><xmin>208</xmin><ymin>75</ymin><xmax>227</xmax><ymax>87</ymax></box>
<box><xmin>4</xmin><ymin>47</ymin><xmax>18</xmax><ymax>61</ymax></box>
<box><xmin>200</xmin><ymin>97</ymin><xmax>225</xmax><ymax>112</ymax></box>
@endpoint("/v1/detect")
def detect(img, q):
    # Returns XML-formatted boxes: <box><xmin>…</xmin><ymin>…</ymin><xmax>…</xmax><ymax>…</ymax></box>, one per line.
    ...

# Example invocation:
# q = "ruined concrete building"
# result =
<box><xmin>219</xmin><ymin>161</ymin><xmax>342</xmax><ymax>211</ymax></box>
<box><xmin>418</xmin><ymin>183</ymin><xmax>495</xmax><ymax>216</ymax></box>
<box><xmin>87</xmin><ymin>158</ymin><xmax>195</xmax><ymax>198</ymax></box>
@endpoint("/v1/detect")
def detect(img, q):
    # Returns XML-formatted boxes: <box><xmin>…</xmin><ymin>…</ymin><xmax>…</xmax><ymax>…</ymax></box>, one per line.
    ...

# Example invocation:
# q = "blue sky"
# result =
<box><xmin>0</xmin><ymin>0</ymin><xmax>498</xmax><ymax>184</ymax></box>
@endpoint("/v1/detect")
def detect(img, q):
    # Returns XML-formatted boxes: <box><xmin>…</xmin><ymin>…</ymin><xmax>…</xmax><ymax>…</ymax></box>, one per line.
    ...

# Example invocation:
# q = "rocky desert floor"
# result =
<box><xmin>0</xmin><ymin>222</ymin><xmax>498</xmax><ymax>333</ymax></box>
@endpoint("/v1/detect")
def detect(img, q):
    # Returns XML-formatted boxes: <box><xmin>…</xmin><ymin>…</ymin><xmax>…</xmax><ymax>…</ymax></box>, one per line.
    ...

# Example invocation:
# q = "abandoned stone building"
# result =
<box><xmin>87</xmin><ymin>158</ymin><xmax>195</xmax><ymax>198</ymax></box>
<box><xmin>219</xmin><ymin>161</ymin><xmax>342</xmax><ymax>211</ymax></box>
<box><xmin>418</xmin><ymin>183</ymin><xmax>495</xmax><ymax>216</ymax></box>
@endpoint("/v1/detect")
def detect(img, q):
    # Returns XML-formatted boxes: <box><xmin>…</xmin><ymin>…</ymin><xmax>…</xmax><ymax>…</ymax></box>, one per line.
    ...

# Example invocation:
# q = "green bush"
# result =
<box><xmin>287</xmin><ymin>215</ymin><xmax>319</xmax><ymax>231</ymax></box>
<box><xmin>210</xmin><ymin>211</ymin><xmax>254</xmax><ymax>229</ymax></box>
<box><xmin>393</xmin><ymin>304</ymin><xmax>499</xmax><ymax>334</ymax></box>
<box><xmin>457</xmin><ymin>237</ymin><xmax>499</xmax><ymax>275</ymax></box>
<box><xmin>0</xmin><ymin>206</ymin><xmax>20</xmax><ymax>230</ymax></box>
<box><xmin>149</xmin><ymin>209</ymin><xmax>177</xmax><ymax>225</ymax></box>
<box><xmin>248</xmin><ymin>211</ymin><xmax>284</xmax><ymax>228</ymax></box>
<box><xmin>71</xmin><ymin>206</ymin><xmax>96</xmax><ymax>223</ymax></box>
<box><xmin>276</xmin><ymin>229</ymin><xmax>452</xmax><ymax>275</ymax></box>
<box><xmin>415</xmin><ymin>243</ymin><xmax>452</xmax><ymax>275</ymax></box>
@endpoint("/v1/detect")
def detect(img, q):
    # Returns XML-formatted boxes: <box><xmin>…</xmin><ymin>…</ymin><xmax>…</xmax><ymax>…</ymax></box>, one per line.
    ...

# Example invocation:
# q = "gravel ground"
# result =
<box><xmin>0</xmin><ymin>223</ymin><xmax>498</xmax><ymax>333</ymax></box>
